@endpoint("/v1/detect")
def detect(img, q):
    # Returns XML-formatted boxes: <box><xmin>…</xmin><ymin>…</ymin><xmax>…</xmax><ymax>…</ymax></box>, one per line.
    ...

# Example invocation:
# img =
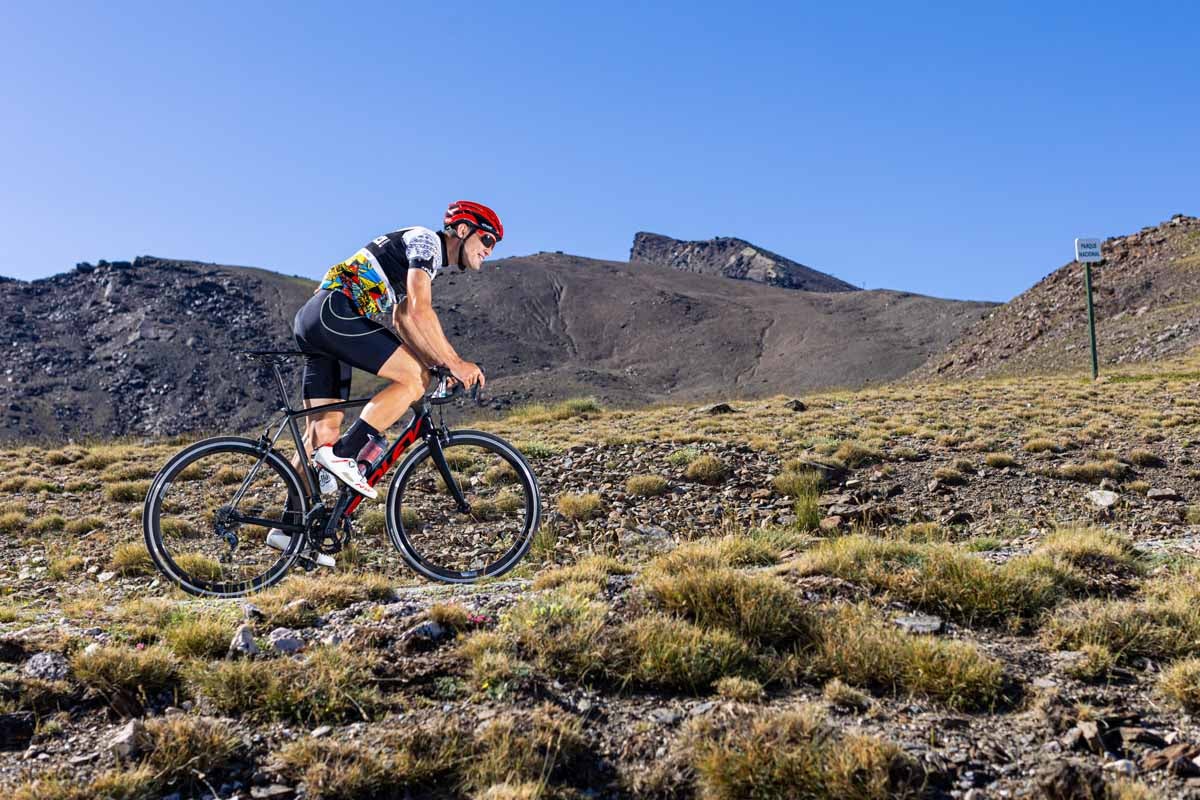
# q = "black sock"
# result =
<box><xmin>333</xmin><ymin>418</ymin><xmax>380</xmax><ymax>459</ymax></box>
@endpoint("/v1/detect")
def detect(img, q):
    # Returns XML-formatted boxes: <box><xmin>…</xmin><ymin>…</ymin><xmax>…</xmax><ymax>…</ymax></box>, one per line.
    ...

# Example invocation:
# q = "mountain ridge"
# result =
<box><xmin>0</xmin><ymin>250</ymin><xmax>992</xmax><ymax>442</ymax></box>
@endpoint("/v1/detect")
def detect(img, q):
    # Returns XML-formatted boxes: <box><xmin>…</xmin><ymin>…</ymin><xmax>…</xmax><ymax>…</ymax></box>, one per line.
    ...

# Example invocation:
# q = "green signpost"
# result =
<box><xmin>1075</xmin><ymin>237</ymin><xmax>1102</xmax><ymax>380</ymax></box>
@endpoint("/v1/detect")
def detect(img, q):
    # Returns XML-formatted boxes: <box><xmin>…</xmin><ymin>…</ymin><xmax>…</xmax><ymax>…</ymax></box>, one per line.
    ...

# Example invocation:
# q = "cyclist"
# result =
<box><xmin>267</xmin><ymin>200</ymin><xmax>500</xmax><ymax>561</ymax></box>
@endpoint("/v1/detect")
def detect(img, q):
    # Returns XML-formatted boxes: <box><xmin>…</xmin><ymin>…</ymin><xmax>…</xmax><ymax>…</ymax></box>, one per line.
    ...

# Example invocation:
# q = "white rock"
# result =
<box><xmin>268</xmin><ymin>627</ymin><xmax>305</xmax><ymax>654</ymax></box>
<box><xmin>228</xmin><ymin>624</ymin><xmax>260</xmax><ymax>658</ymax></box>
<box><xmin>110</xmin><ymin>718</ymin><xmax>146</xmax><ymax>761</ymax></box>
<box><xmin>1086</xmin><ymin>490</ymin><xmax>1119</xmax><ymax>510</ymax></box>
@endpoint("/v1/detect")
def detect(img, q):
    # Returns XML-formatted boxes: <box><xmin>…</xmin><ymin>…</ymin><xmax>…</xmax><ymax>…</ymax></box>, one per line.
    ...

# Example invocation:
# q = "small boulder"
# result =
<box><xmin>1148</xmin><ymin>488</ymin><xmax>1181</xmax><ymax>502</ymax></box>
<box><xmin>23</xmin><ymin>652</ymin><xmax>70</xmax><ymax>682</ymax></box>
<box><xmin>398</xmin><ymin>620</ymin><xmax>448</xmax><ymax>652</ymax></box>
<box><xmin>705</xmin><ymin>403</ymin><xmax>736</xmax><ymax>415</ymax></box>
<box><xmin>819</xmin><ymin>515</ymin><xmax>843</xmax><ymax>532</ymax></box>
<box><xmin>784</xmin><ymin>398</ymin><xmax>807</xmax><ymax>412</ymax></box>
<box><xmin>1086</xmin><ymin>490</ymin><xmax>1119</xmax><ymax>510</ymax></box>
<box><xmin>111</xmin><ymin>718</ymin><xmax>148</xmax><ymax>761</ymax></box>
<box><xmin>268</xmin><ymin>628</ymin><xmax>305</xmax><ymax>655</ymax></box>
<box><xmin>228</xmin><ymin>625</ymin><xmax>260</xmax><ymax>659</ymax></box>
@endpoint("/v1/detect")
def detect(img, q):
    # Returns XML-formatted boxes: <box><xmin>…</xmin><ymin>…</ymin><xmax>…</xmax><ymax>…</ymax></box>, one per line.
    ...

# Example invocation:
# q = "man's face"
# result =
<box><xmin>460</xmin><ymin>225</ymin><xmax>496</xmax><ymax>270</ymax></box>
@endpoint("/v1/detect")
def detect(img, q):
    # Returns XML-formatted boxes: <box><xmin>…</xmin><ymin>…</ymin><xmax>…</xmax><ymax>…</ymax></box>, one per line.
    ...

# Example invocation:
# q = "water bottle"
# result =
<box><xmin>357</xmin><ymin>433</ymin><xmax>387</xmax><ymax>477</ymax></box>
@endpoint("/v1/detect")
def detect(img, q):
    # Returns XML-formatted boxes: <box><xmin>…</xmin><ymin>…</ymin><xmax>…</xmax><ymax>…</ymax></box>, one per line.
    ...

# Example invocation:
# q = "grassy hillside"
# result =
<box><xmin>2</xmin><ymin>352</ymin><xmax>1199</xmax><ymax>797</ymax></box>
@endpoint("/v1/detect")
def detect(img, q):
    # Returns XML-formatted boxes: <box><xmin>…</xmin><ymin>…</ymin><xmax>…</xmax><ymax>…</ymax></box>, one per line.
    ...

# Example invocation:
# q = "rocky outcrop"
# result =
<box><xmin>630</xmin><ymin>232</ymin><xmax>858</xmax><ymax>292</ymax></box>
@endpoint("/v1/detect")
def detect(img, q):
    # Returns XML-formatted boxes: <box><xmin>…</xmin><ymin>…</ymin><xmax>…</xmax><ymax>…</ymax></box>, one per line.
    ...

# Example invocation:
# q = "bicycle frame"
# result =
<box><xmin>249</xmin><ymin>352</ymin><xmax>469</xmax><ymax>535</ymax></box>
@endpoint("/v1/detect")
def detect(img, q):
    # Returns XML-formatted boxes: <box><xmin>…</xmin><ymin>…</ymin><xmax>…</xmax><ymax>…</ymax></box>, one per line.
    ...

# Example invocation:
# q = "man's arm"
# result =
<box><xmin>392</xmin><ymin>269</ymin><xmax>484</xmax><ymax>387</ymax></box>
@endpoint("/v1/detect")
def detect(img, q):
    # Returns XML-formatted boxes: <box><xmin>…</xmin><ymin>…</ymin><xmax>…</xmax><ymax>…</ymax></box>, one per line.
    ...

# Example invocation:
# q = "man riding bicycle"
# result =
<box><xmin>268</xmin><ymin>200</ymin><xmax>501</xmax><ymax>562</ymax></box>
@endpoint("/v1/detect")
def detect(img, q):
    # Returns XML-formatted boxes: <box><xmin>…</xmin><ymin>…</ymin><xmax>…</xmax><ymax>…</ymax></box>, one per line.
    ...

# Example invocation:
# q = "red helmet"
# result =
<box><xmin>444</xmin><ymin>200</ymin><xmax>503</xmax><ymax>242</ymax></box>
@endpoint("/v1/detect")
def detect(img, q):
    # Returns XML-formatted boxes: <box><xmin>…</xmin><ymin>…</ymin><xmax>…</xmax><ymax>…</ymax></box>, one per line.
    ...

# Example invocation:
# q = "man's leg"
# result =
<box><xmin>328</xmin><ymin>344</ymin><xmax>430</xmax><ymax>461</ymax></box>
<box><xmin>294</xmin><ymin>399</ymin><xmax>343</xmax><ymax>493</ymax></box>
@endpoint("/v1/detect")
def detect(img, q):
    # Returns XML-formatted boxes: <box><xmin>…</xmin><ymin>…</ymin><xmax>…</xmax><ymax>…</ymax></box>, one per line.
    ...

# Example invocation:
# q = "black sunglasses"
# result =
<box><xmin>477</xmin><ymin>231</ymin><xmax>497</xmax><ymax>249</ymax></box>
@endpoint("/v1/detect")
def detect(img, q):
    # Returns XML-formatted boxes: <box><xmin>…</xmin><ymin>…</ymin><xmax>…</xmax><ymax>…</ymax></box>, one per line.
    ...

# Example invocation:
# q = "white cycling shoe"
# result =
<box><xmin>265</xmin><ymin>529</ymin><xmax>336</xmax><ymax>568</ymax></box>
<box><xmin>312</xmin><ymin>445</ymin><xmax>377</xmax><ymax>499</ymax></box>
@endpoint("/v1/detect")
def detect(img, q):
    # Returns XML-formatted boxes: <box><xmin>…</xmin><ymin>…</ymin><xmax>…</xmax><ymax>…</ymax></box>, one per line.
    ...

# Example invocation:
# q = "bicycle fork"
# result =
<box><xmin>427</xmin><ymin>430</ymin><xmax>471</xmax><ymax>514</ymax></box>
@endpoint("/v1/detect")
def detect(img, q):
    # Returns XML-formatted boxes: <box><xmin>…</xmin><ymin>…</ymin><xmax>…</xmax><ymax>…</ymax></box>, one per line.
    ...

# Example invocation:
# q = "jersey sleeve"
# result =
<box><xmin>401</xmin><ymin>228</ymin><xmax>443</xmax><ymax>281</ymax></box>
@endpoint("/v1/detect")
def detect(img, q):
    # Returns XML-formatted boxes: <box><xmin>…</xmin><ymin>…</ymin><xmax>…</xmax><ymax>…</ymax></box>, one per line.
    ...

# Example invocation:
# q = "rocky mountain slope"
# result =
<box><xmin>630</xmin><ymin>232</ymin><xmax>859</xmax><ymax>292</ymax></box>
<box><xmin>912</xmin><ymin>214</ymin><xmax>1200</xmax><ymax>381</ymax></box>
<box><xmin>0</xmin><ymin>253</ymin><xmax>992</xmax><ymax>442</ymax></box>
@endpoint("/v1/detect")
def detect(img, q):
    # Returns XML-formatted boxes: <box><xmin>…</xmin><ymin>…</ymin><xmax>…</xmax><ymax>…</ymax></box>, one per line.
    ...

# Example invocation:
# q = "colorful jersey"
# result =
<box><xmin>320</xmin><ymin>226</ymin><xmax>449</xmax><ymax>316</ymax></box>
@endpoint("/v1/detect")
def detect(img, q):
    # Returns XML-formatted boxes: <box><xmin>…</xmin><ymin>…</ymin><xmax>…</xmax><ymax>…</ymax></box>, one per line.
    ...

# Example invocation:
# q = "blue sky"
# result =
<box><xmin>1</xmin><ymin>2</ymin><xmax>1195</xmax><ymax>301</ymax></box>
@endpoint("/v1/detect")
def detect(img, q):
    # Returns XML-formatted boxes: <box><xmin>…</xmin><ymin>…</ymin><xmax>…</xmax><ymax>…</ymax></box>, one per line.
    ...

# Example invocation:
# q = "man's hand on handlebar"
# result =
<box><xmin>450</xmin><ymin>359</ymin><xmax>485</xmax><ymax>391</ymax></box>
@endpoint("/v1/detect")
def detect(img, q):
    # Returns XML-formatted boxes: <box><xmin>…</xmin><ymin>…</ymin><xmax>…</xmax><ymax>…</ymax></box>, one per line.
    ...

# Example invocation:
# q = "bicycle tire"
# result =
<box><xmin>143</xmin><ymin>436</ymin><xmax>308</xmax><ymax>598</ymax></box>
<box><xmin>384</xmin><ymin>430</ymin><xmax>541</xmax><ymax>583</ymax></box>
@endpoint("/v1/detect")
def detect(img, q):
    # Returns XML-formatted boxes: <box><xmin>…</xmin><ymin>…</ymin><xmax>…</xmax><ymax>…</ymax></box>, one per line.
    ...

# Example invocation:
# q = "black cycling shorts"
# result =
<box><xmin>293</xmin><ymin>290</ymin><xmax>404</xmax><ymax>400</ymax></box>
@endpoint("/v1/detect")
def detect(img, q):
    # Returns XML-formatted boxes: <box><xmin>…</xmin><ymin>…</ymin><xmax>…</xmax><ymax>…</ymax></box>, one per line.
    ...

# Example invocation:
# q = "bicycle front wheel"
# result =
<box><xmin>385</xmin><ymin>430</ymin><xmax>541</xmax><ymax>583</ymax></box>
<box><xmin>143</xmin><ymin>437</ymin><xmax>308</xmax><ymax>598</ymax></box>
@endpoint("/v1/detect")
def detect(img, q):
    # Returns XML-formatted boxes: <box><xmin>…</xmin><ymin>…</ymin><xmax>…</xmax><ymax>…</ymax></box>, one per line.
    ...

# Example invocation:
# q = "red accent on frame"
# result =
<box><xmin>341</xmin><ymin>416</ymin><xmax>428</xmax><ymax>517</ymax></box>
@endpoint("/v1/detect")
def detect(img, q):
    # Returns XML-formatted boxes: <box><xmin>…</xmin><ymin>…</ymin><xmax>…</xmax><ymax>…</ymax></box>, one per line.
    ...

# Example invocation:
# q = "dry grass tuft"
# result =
<box><xmin>64</xmin><ymin>515</ymin><xmax>105</xmax><ymax>535</ymax></box>
<box><xmin>0</xmin><ymin>511</ymin><xmax>26</xmax><ymax>534</ymax></box>
<box><xmin>932</xmin><ymin>466</ymin><xmax>968</xmax><ymax>485</ymax></box>
<box><xmin>616</xmin><ymin>614</ymin><xmax>756</xmax><ymax>692</ymax></box>
<box><xmin>684</xmin><ymin>454</ymin><xmax>729</xmax><ymax>484</ymax></box>
<box><xmin>1043</xmin><ymin>569</ymin><xmax>1200</xmax><ymax>664</ymax></box>
<box><xmin>104</xmin><ymin>480</ymin><xmax>151</xmax><ymax>502</ymax></box>
<box><xmin>822</xmin><ymin>677</ymin><xmax>872</xmax><ymax>711</ymax></box>
<box><xmin>1066</xmin><ymin>644</ymin><xmax>1117</xmax><ymax>683</ymax></box>
<box><xmin>110</xmin><ymin>543</ymin><xmax>154</xmax><ymax>576</ymax></box>
<box><xmin>625</xmin><ymin>474</ymin><xmax>670</xmax><ymax>497</ymax></box>
<box><xmin>810</xmin><ymin>604</ymin><xmax>1005</xmax><ymax>711</ymax></box>
<box><xmin>189</xmin><ymin>646</ymin><xmax>382</xmax><ymax>723</ymax></box>
<box><xmin>533</xmin><ymin>555</ymin><xmax>632</xmax><ymax>594</ymax></box>
<box><xmin>557</xmin><ymin>492</ymin><xmax>603</xmax><ymax>521</ymax></box>
<box><xmin>1034</xmin><ymin>528</ymin><xmax>1142</xmax><ymax>578</ymax></box>
<box><xmin>556</xmin><ymin>491</ymin><xmax>604</xmax><ymax>522</ymax></box>
<box><xmin>687</xmin><ymin>705</ymin><xmax>924</xmax><ymax>800</ymax></box>
<box><xmin>648</xmin><ymin>535</ymin><xmax>779</xmax><ymax>574</ymax></box>
<box><xmin>714</xmin><ymin>675</ymin><xmax>764</xmax><ymax>702</ymax></box>
<box><xmin>984</xmin><ymin>452</ymin><xmax>1018</xmax><ymax>468</ymax></box>
<box><xmin>273</xmin><ymin>723</ymin><xmax>466</xmax><ymax>798</ymax></box>
<box><xmin>467</xmin><ymin>704</ymin><xmax>588</xmax><ymax>791</ymax></box>
<box><xmin>1159</xmin><ymin>658</ymin><xmax>1200</xmax><ymax>711</ymax></box>
<box><xmin>255</xmin><ymin>573</ymin><xmax>395</xmax><ymax>625</ymax></box>
<box><xmin>798</xmin><ymin>535</ymin><xmax>1084</xmax><ymax>627</ymax></box>
<box><xmin>1024</xmin><ymin>437</ymin><xmax>1066</xmax><ymax>454</ymax></box>
<box><xmin>71</xmin><ymin>644</ymin><xmax>180</xmax><ymax>710</ymax></box>
<box><xmin>1126</xmin><ymin>449</ymin><xmax>1165</xmax><ymax>467</ymax></box>
<box><xmin>143</xmin><ymin>715</ymin><xmax>242</xmax><ymax>784</ymax></box>
<box><xmin>1056</xmin><ymin>460</ymin><xmax>1132</xmax><ymax>484</ymax></box>
<box><xmin>832</xmin><ymin>441</ymin><xmax>882</xmax><ymax>467</ymax></box>
<box><xmin>503</xmin><ymin>590</ymin><xmax>610</xmax><ymax>682</ymax></box>
<box><xmin>641</xmin><ymin>566</ymin><xmax>813</xmax><ymax>647</ymax></box>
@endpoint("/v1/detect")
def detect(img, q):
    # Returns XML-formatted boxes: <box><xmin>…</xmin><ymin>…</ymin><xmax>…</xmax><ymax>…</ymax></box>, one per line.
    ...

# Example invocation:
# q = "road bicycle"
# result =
<box><xmin>143</xmin><ymin>350</ymin><xmax>541</xmax><ymax>598</ymax></box>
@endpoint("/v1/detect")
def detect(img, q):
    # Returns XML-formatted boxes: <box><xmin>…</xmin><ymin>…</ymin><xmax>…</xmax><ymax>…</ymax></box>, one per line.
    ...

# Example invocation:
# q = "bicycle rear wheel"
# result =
<box><xmin>143</xmin><ymin>437</ymin><xmax>308</xmax><ymax>598</ymax></box>
<box><xmin>385</xmin><ymin>430</ymin><xmax>540</xmax><ymax>583</ymax></box>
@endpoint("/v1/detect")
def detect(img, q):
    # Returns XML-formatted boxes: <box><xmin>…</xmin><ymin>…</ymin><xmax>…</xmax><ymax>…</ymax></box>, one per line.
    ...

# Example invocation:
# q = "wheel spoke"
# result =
<box><xmin>145</xmin><ymin>440</ymin><xmax>305</xmax><ymax>597</ymax></box>
<box><xmin>389</xmin><ymin>434</ymin><xmax>539</xmax><ymax>582</ymax></box>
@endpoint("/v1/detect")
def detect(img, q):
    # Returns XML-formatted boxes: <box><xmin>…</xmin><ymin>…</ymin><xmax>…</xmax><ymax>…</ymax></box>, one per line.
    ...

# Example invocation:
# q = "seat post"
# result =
<box><xmin>270</xmin><ymin>361</ymin><xmax>294</xmax><ymax>413</ymax></box>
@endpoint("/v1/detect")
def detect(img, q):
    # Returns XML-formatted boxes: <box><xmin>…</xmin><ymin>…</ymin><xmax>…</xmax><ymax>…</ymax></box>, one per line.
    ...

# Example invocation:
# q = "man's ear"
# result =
<box><xmin>456</xmin><ymin>222</ymin><xmax>471</xmax><ymax>239</ymax></box>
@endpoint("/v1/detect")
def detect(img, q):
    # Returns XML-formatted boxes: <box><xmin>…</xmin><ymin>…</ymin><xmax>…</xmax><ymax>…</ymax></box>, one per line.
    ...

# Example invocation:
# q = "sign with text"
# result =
<box><xmin>1075</xmin><ymin>238</ymin><xmax>1102</xmax><ymax>263</ymax></box>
